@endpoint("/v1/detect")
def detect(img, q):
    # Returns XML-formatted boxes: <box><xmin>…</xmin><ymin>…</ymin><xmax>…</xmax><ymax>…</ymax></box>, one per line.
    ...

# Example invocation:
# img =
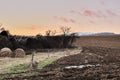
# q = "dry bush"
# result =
<box><xmin>0</xmin><ymin>47</ymin><xmax>12</xmax><ymax>57</ymax></box>
<box><xmin>14</xmin><ymin>48</ymin><xmax>26</xmax><ymax>58</ymax></box>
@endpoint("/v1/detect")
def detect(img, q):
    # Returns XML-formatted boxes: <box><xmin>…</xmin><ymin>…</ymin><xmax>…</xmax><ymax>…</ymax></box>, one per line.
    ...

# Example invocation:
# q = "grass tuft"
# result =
<box><xmin>6</xmin><ymin>58</ymin><xmax>56</xmax><ymax>74</ymax></box>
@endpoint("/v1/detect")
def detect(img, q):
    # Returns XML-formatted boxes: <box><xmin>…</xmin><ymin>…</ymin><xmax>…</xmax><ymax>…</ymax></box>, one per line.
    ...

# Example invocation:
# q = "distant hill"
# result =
<box><xmin>92</xmin><ymin>32</ymin><xmax>116</xmax><ymax>36</ymax></box>
<box><xmin>73</xmin><ymin>32</ymin><xmax>118</xmax><ymax>36</ymax></box>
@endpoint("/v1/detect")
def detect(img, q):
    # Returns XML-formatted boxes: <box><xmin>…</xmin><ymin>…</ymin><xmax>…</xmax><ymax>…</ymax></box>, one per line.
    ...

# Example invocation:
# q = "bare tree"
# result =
<box><xmin>0</xmin><ymin>23</ymin><xmax>10</xmax><ymax>37</ymax></box>
<box><xmin>46</xmin><ymin>30</ymin><xmax>51</xmax><ymax>36</ymax></box>
<box><xmin>36</xmin><ymin>33</ymin><xmax>42</xmax><ymax>39</ymax></box>
<box><xmin>0</xmin><ymin>23</ymin><xmax>5</xmax><ymax>31</ymax></box>
<box><xmin>0</xmin><ymin>23</ymin><xmax>3</xmax><ymax>31</ymax></box>
<box><xmin>60</xmin><ymin>26</ymin><xmax>71</xmax><ymax>36</ymax></box>
<box><xmin>51</xmin><ymin>30</ymin><xmax>56</xmax><ymax>36</ymax></box>
<box><xmin>46</xmin><ymin>30</ymin><xmax>56</xmax><ymax>36</ymax></box>
<box><xmin>60</xmin><ymin>26</ymin><xmax>71</xmax><ymax>48</ymax></box>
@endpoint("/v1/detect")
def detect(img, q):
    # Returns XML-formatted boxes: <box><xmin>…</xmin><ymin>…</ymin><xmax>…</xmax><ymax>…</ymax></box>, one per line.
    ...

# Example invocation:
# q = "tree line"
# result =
<box><xmin>0</xmin><ymin>26</ymin><xmax>76</xmax><ymax>53</ymax></box>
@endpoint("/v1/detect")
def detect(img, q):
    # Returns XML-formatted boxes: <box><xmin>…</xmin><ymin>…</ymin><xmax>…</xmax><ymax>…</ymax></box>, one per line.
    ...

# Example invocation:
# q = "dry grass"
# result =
<box><xmin>0</xmin><ymin>48</ymin><xmax>81</xmax><ymax>73</ymax></box>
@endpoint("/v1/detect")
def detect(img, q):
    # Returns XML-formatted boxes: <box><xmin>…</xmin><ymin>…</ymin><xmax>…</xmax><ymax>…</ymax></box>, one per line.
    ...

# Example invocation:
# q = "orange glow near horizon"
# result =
<box><xmin>0</xmin><ymin>0</ymin><xmax>119</xmax><ymax>36</ymax></box>
<box><xmin>4</xmin><ymin>24</ymin><xmax>120</xmax><ymax>36</ymax></box>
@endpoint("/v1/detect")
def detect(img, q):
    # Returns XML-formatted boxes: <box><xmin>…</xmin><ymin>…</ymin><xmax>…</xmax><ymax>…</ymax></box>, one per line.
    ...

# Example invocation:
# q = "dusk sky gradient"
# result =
<box><xmin>0</xmin><ymin>0</ymin><xmax>120</xmax><ymax>35</ymax></box>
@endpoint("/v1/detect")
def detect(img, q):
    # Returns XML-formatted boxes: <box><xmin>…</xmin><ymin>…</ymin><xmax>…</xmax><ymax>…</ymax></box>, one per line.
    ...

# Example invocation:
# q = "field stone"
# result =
<box><xmin>14</xmin><ymin>48</ymin><xmax>26</xmax><ymax>57</ymax></box>
<box><xmin>0</xmin><ymin>47</ymin><xmax>12</xmax><ymax>57</ymax></box>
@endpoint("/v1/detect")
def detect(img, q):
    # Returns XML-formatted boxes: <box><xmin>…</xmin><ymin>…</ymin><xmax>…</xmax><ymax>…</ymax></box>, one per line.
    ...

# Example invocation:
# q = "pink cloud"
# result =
<box><xmin>70</xmin><ymin>19</ymin><xmax>76</xmax><ymax>23</ymax></box>
<box><xmin>97</xmin><ymin>10</ymin><xmax>107</xmax><ymax>18</ymax></box>
<box><xmin>69</xmin><ymin>8</ymin><xmax>110</xmax><ymax>19</ymax></box>
<box><xmin>83</xmin><ymin>9</ymin><xmax>100</xmax><ymax>18</ymax></box>
<box><xmin>106</xmin><ymin>9</ymin><xmax>118</xmax><ymax>17</ymax></box>
<box><xmin>82</xmin><ymin>9</ymin><xmax>107</xmax><ymax>18</ymax></box>
<box><xmin>70</xmin><ymin>10</ymin><xmax>76</xmax><ymax>13</ymax></box>
<box><xmin>59</xmin><ymin>17</ymin><xmax>69</xmax><ymax>23</ymax></box>
<box><xmin>89</xmin><ymin>21</ymin><xmax>95</xmax><ymax>24</ymax></box>
<box><xmin>54</xmin><ymin>16</ymin><xmax>76</xmax><ymax>24</ymax></box>
<box><xmin>83</xmin><ymin>10</ymin><xmax>93</xmax><ymax>16</ymax></box>
<box><xmin>69</xmin><ymin>10</ymin><xmax>81</xmax><ymax>15</ymax></box>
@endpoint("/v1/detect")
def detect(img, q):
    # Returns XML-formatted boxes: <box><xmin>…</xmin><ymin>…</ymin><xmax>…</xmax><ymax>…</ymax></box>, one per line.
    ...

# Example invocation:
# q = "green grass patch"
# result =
<box><xmin>38</xmin><ymin>58</ymin><xmax>56</xmax><ymax>69</ymax></box>
<box><xmin>7</xmin><ymin>64</ymin><xmax>28</xmax><ymax>73</ymax></box>
<box><xmin>0</xmin><ymin>58</ymin><xmax>57</xmax><ymax>80</ymax></box>
<box><xmin>6</xmin><ymin>58</ymin><xmax>56</xmax><ymax>74</ymax></box>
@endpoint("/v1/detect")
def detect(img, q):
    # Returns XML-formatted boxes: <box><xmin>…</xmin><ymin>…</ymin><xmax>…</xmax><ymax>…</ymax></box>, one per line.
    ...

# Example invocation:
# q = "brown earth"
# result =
<box><xmin>2</xmin><ymin>36</ymin><xmax>120</xmax><ymax>80</ymax></box>
<box><xmin>3</xmin><ymin>47</ymin><xmax>120</xmax><ymax>80</ymax></box>
<box><xmin>73</xmin><ymin>35</ymin><xmax>120</xmax><ymax>48</ymax></box>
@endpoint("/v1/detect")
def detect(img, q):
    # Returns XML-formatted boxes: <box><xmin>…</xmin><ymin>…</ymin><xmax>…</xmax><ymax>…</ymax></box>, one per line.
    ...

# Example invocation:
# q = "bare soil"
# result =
<box><xmin>2</xmin><ymin>47</ymin><xmax>120</xmax><ymax>80</ymax></box>
<box><xmin>1</xmin><ymin>36</ymin><xmax>120</xmax><ymax>80</ymax></box>
<box><xmin>74</xmin><ymin>35</ymin><xmax>120</xmax><ymax>48</ymax></box>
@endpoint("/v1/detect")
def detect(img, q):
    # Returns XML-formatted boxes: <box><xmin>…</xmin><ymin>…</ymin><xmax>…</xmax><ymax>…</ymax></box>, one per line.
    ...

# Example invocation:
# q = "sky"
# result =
<box><xmin>0</xmin><ymin>0</ymin><xmax>120</xmax><ymax>35</ymax></box>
